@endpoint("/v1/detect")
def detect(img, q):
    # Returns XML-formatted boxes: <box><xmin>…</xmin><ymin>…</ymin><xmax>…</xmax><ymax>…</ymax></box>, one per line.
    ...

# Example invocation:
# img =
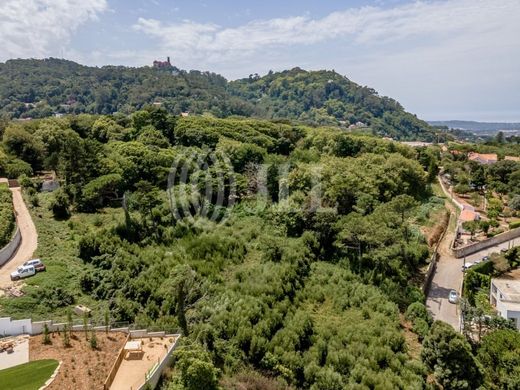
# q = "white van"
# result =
<box><xmin>10</xmin><ymin>265</ymin><xmax>36</xmax><ymax>281</ymax></box>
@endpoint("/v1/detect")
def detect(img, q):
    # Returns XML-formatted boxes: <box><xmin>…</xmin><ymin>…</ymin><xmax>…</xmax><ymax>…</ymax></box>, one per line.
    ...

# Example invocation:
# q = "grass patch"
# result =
<box><xmin>0</xmin><ymin>359</ymin><xmax>58</xmax><ymax>390</ymax></box>
<box><xmin>0</xmin><ymin>191</ymin><xmax>120</xmax><ymax>322</ymax></box>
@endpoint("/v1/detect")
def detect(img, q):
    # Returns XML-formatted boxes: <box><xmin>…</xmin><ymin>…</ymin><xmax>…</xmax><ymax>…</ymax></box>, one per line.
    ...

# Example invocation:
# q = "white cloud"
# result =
<box><xmin>0</xmin><ymin>0</ymin><xmax>107</xmax><ymax>60</ymax></box>
<box><xmin>133</xmin><ymin>0</ymin><xmax>520</xmax><ymax>62</ymax></box>
<box><xmin>130</xmin><ymin>0</ymin><xmax>520</xmax><ymax>120</ymax></box>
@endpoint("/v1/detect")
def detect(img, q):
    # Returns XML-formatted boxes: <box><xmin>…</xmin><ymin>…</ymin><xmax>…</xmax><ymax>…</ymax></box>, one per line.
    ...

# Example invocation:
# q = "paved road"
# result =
<box><xmin>0</xmin><ymin>187</ymin><xmax>38</xmax><ymax>290</ymax></box>
<box><xmin>427</xmin><ymin>176</ymin><xmax>519</xmax><ymax>330</ymax></box>
<box><xmin>426</xmin><ymin>207</ymin><xmax>461</xmax><ymax>330</ymax></box>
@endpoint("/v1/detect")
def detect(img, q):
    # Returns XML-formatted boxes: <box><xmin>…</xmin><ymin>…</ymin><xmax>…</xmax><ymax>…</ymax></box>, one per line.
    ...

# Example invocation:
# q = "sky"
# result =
<box><xmin>0</xmin><ymin>0</ymin><xmax>519</xmax><ymax>122</ymax></box>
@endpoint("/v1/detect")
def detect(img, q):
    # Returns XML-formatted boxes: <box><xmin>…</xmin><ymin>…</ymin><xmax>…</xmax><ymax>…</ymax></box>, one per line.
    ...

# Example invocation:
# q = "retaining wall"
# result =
<box><xmin>452</xmin><ymin>227</ymin><xmax>520</xmax><ymax>258</ymax></box>
<box><xmin>0</xmin><ymin>227</ymin><xmax>21</xmax><ymax>266</ymax></box>
<box><xmin>137</xmin><ymin>335</ymin><xmax>180</xmax><ymax>390</ymax></box>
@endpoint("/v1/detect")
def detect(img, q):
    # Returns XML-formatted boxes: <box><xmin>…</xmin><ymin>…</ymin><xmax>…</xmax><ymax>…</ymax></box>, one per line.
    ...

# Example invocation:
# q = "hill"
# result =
<box><xmin>0</xmin><ymin>59</ymin><xmax>437</xmax><ymax>140</ymax></box>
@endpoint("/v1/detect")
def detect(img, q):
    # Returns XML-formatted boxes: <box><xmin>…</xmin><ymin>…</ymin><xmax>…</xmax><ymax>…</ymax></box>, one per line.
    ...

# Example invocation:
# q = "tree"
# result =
<box><xmin>495</xmin><ymin>131</ymin><xmax>505</xmax><ymax>144</ymax></box>
<box><xmin>104</xmin><ymin>309</ymin><xmax>110</xmax><ymax>335</ymax></box>
<box><xmin>422</xmin><ymin>321</ymin><xmax>483</xmax><ymax>389</ymax></box>
<box><xmin>128</xmin><ymin>180</ymin><xmax>161</xmax><ymax>233</ymax></box>
<box><xmin>90</xmin><ymin>330</ymin><xmax>98</xmax><ymax>349</ymax></box>
<box><xmin>43</xmin><ymin>323</ymin><xmax>51</xmax><ymax>345</ymax></box>
<box><xmin>169</xmin><ymin>347</ymin><xmax>219</xmax><ymax>390</ymax></box>
<box><xmin>478</xmin><ymin>329</ymin><xmax>520</xmax><ymax>389</ymax></box>
<box><xmin>49</xmin><ymin>188</ymin><xmax>70</xmax><ymax>219</ymax></box>
<box><xmin>63</xmin><ymin>324</ymin><xmax>71</xmax><ymax>347</ymax></box>
<box><xmin>170</xmin><ymin>265</ymin><xmax>203</xmax><ymax>337</ymax></box>
<box><xmin>509</xmin><ymin>195</ymin><xmax>520</xmax><ymax>211</ymax></box>
<box><xmin>462</xmin><ymin>220</ymin><xmax>479</xmax><ymax>240</ymax></box>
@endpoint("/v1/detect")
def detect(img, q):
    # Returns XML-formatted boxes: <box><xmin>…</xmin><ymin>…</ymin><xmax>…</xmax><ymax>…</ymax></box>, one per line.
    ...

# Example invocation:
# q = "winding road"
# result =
<box><xmin>426</xmin><ymin>177</ymin><xmax>519</xmax><ymax>330</ymax></box>
<box><xmin>0</xmin><ymin>186</ymin><xmax>38</xmax><ymax>290</ymax></box>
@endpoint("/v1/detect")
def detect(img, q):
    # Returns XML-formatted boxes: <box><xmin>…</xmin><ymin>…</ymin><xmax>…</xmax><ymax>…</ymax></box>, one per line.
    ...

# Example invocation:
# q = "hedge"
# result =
<box><xmin>0</xmin><ymin>184</ymin><xmax>15</xmax><ymax>248</ymax></box>
<box><xmin>509</xmin><ymin>221</ymin><xmax>520</xmax><ymax>229</ymax></box>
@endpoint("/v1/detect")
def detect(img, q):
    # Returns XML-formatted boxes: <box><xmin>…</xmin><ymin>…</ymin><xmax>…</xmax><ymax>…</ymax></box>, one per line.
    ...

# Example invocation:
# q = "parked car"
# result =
<box><xmin>448</xmin><ymin>289</ymin><xmax>459</xmax><ymax>304</ymax></box>
<box><xmin>10</xmin><ymin>265</ymin><xmax>36</xmax><ymax>281</ymax></box>
<box><xmin>23</xmin><ymin>258</ymin><xmax>46</xmax><ymax>272</ymax></box>
<box><xmin>462</xmin><ymin>263</ymin><xmax>474</xmax><ymax>271</ymax></box>
<box><xmin>482</xmin><ymin>256</ymin><xmax>490</xmax><ymax>262</ymax></box>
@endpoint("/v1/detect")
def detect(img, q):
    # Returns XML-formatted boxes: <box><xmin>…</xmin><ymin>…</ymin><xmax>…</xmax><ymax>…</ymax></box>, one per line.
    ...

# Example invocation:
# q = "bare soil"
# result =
<box><xmin>30</xmin><ymin>331</ymin><xmax>127</xmax><ymax>390</ymax></box>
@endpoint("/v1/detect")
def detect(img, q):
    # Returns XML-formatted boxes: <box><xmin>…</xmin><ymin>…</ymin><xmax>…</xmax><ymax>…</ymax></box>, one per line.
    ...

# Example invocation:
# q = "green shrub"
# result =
<box><xmin>0</xmin><ymin>184</ymin><xmax>15</xmax><ymax>247</ymax></box>
<box><xmin>509</xmin><ymin>221</ymin><xmax>520</xmax><ymax>229</ymax></box>
<box><xmin>405</xmin><ymin>302</ymin><xmax>431</xmax><ymax>324</ymax></box>
<box><xmin>413</xmin><ymin>318</ymin><xmax>430</xmax><ymax>340</ymax></box>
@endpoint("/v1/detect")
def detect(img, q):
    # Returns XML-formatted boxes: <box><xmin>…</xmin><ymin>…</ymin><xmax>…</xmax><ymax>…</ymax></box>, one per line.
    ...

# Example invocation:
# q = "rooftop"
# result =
<box><xmin>492</xmin><ymin>269</ymin><xmax>520</xmax><ymax>302</ymax></box>
<box><xmin>468</xmin><ymin>152</ymin><xmax>498</xmax><ymax>163</ymax></box>
<box><xmin>460</xmin><ymin>209</ymin><xmax>479</xmax><ymax>222</ymax></box>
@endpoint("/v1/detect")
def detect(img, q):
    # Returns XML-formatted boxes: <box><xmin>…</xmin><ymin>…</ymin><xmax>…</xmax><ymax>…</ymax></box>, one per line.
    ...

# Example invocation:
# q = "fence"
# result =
<box><xmin>0</xmin><ymin>227</ymin><xmax>21</xmax><ymax>266</ymax></box>
<box><xmin>451</xmin><ymin>227</ymin><xmax>520</xmax><ymax>258</ymax></box>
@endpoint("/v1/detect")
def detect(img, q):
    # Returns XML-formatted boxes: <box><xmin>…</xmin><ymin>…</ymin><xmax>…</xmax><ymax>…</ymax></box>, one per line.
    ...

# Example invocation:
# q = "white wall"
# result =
<box><xmin>0</xmin><ymin>227</ymin><xmax>21</xmax><ymax>266</ymax></box>
<box><xmin>0</xmin><ymin>317</ymin><xmax>32</xmax><ymax>336</ymax></box>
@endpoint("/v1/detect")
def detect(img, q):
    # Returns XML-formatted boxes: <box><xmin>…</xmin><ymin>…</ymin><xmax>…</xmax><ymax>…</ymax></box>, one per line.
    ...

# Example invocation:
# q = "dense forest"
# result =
<box><xmin>1</xmin><ymin>107</ymin><xmax>519</xmax><ymax>389</ymax></box>
<box><xmin>0</xmin><ymin>59</ymin><xmax>438</xmax><ymax>141</ymax></box>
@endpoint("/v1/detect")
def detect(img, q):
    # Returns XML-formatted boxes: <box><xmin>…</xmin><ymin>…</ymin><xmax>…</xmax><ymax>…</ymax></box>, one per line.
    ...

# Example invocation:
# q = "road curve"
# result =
<box><xmin>427</xmin><ymin>176</ymin><xmax>518</xmax><ymax>330</ymax></box>
<box><xmin>0</xmin><ymin>187</ymin><xmax>38</xmax><ymax>289</ymax></box>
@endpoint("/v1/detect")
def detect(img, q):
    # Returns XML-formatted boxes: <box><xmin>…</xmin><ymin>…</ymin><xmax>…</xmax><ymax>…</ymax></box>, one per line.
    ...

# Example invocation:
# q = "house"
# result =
<box><xmin>153</xmin><ymin>57</ymin><xmax>172</xmax><ymax>69</ymax></box>
<box><xmin>468</xmin><ymin>152</ymin><xmax>498</xmax><ymax>165</ymax></box>
<box><xmin>490</xmin><ymin>270</ymin><xmax>520</xmax><ymax>329</ymax></box>
<box><xmin>505</xmin><ymin>156</ymin><xmax>520</xmax><ymax>162</ymax></box>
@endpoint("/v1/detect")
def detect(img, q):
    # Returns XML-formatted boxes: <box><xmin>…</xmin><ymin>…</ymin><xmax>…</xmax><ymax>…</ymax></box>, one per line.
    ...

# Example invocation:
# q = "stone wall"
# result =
<box><xmin>452</xmin><ymin>227</ymin><xmax>520</xmax><ymax>258</ymax></box>
<box><xmin>0</xmin><ymin>226</ymin><xmax>21</xmax><ymax>266</ymax></box>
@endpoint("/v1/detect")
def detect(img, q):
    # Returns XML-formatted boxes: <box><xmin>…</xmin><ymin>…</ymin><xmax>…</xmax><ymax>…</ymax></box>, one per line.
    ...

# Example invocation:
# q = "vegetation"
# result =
<box><xmin>0</xmin><ymin>359</ymin><xmax>59</xmax><ymax>390</ymax></box>
<box><xmin>230</xmin><ymin>68</ymin><xmax>439</xmax><ymax>140</ymax></box>
<box><xmin>0</xmin><ymin>184</ymin><xmax>16</xmax><ymax>248</ymax></box>
<box><xmin>0</xmin><ymin>182</ymin><xmax>15</xmax><ymax>247</ymax></box>
<box><xmin>0</xmin><ymin>108</ymin><xmax>517</xmax><ymax>388</ymax></box>
<box><xmin>0</xmin><ymin>59</ymin><xmax>441</xmax><ymax>140</ymax></box>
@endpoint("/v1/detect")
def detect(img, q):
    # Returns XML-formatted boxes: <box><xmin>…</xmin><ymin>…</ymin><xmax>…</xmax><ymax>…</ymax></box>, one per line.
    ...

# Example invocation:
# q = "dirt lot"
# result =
<box><xmin>30</xmin><ymin>331</ymin><xmax>127</xmax><ymax>390</ymax></box>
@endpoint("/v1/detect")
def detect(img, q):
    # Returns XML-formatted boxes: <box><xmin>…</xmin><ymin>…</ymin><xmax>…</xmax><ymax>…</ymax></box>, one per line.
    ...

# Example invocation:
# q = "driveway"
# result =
<box><xmin>0</xmin><ymin>187</ymin><xmax>38</xmax><ymax>290</ymax></box>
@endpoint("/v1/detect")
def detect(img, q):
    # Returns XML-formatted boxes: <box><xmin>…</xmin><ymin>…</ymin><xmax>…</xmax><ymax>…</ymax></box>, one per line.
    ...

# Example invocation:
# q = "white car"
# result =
<box><xmin>462</xmin><ymin>263</ymin><xmax>474</xmax><ymax>271</ymax></box>
<box><xmin>10</xmin><ymin>265</ymin><xmax>36</xmax><ymax>281</ymax></box>
<box><xmin>448</xmin><ymin>289</ymin><xmax>459</xmax><ymax>304</ymax></box>
<box><xmin>23</xmin><ymin>258</ymin><xmax>46</xmax><ymax>272</ymax></box>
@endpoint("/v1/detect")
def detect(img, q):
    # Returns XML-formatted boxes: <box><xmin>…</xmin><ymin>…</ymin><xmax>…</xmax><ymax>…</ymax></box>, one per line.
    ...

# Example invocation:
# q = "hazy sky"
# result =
<box><xmin>1</xmin><ymin>0</ymin><xmax>519</xmax><ymax>121</ymax></box>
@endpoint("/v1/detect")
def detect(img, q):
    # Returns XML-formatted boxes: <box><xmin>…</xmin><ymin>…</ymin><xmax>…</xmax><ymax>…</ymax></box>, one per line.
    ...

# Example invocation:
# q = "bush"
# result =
<box><xmin>405</xmin><ymin>302</ymin><xmax>431</xmax><ymax>324</ymax></box>
<box><xmin>49</xmin><ymin>188</ymin><xmax>70</xmax><ymax>219</ymax></box>
<box><xmin>454</xmin><ymin>183</ymin><xmax>471</xmax><ymax>194</ymax></box>
<box><xmin>509</xmin><ymin>221</ymin><xmax>520</xmax><ymax>229</ymax></box>
<box><xmin>422</xmin><ymin>321</ymin><xmax>483</xmax><ymax>389</ymax></box>
<box><xmin>412</xmin><ymin>318</ymin><xmax>429</xmax><ymax>340</ymax></box>
<box><xmin>0</xmin><ymin>184</ymin><xmax>15</xmax><ymax>247</ymax></box>
<box><xmin>90</xmin><ymin>330</ymin><xmax>97</xmax><ymax>349</ymax></box>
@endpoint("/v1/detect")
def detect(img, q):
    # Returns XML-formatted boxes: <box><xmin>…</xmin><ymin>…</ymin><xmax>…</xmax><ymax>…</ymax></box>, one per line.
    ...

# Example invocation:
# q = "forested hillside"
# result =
<box><xmin>2</xmin><ymin>107</ymin><xmax>518</xmax><ymax>389</ymax></box>
<box><xmin>230</xmin><ymin>68</ymin><xmax>436</xmax><ymax>140</ymax></box>
<box><xmin>0</xmin><ymin>59</ymin><xmax>437</xmax><ymax>140</ymax></box>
